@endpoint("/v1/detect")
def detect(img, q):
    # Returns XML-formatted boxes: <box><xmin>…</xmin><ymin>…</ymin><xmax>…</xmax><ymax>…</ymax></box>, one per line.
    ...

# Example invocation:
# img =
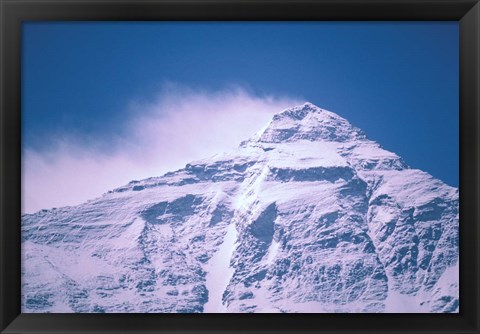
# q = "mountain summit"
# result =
<box><xmin>22</xmin><ymin>103</ymin><xmax>459</xmax><ymax>313</ymax></box>
<box><xmin>244</xmin><ymin>102</ymin><xmax>366</xmax><ymax>145</ymax></box>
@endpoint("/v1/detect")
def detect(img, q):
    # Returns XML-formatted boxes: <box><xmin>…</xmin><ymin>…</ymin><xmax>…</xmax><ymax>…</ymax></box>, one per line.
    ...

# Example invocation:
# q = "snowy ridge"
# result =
<box><xmin>22</xmin><ymin>103</ymin><xmax>458</xmax><ymax>313</ymax></box>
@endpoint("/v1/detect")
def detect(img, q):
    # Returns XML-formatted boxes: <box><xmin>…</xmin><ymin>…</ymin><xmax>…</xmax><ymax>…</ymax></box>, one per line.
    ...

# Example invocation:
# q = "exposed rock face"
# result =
<box><xmin>22</xmin><ymin>103</ymin><xmax>459</xmax><ymax>313</ymax></box>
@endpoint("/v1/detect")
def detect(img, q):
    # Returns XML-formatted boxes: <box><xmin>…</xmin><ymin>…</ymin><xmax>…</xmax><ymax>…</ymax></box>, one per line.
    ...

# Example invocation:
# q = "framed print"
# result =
<box><xmin>1</xmin><ymin>0</ymin><xmax>479</xmax><ymax>333</ymax></box>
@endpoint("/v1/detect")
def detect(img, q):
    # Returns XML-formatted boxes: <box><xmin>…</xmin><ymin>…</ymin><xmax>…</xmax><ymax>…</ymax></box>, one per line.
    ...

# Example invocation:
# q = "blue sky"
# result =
<box><xmin>22</xmin><ymin>22</ymin><xmax>458</xmax><ymax>212</ymax></box>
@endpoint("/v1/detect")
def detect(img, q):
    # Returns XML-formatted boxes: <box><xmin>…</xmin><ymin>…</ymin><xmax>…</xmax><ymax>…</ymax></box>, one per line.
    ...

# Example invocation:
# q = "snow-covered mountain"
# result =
<box><xmin>21</xmin><ymin>103</ymin><xmax>459</xmax><ymax>313</ymax></box>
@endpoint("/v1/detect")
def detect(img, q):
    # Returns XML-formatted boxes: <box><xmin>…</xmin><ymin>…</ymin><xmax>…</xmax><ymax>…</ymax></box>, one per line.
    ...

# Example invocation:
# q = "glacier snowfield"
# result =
<box><xmin>22</xmin><ymin>103</ymin><xmax>458</xmax><ymax>313</ymax></box>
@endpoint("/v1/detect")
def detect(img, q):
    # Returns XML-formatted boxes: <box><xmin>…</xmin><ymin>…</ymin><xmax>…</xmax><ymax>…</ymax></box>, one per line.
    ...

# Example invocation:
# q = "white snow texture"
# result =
<box><xmin>22</xmin><ymin>103</ymin><xmax>459</xmax><ymax>313</ymax></box>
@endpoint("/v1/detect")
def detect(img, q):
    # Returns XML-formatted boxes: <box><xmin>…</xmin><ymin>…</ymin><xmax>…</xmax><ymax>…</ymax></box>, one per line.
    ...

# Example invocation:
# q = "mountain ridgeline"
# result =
<box><xmin>22</xmin><ymin>103</ymin><xmax>459</xmax><ymax>313</ymax></box>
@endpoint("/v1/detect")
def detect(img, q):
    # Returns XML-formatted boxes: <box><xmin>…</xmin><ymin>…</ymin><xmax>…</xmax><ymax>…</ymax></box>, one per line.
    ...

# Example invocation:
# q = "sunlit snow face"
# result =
<box><xmin>21</xmin><ymin>101</ymin><xmax>459</xmax><ymax>314</ymax></box>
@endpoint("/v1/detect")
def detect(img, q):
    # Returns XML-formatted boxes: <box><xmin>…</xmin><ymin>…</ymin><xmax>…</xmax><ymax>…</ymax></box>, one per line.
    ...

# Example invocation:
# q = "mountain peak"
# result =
<box><xmin>273</xmin><ymin>102</ymin><xmax>323</xmax><ymax>121</ymax></box>
<box><xmin>254</xmin><ymin>102</ymin><xmax>366</xmax><ymax>144</ymax></box>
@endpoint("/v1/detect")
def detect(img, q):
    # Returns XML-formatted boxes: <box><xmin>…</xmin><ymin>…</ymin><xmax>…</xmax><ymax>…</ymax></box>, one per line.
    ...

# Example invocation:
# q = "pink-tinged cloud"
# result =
<box><xmin>22</xmin><ymin>85</ymin><xmax>301</xmax><ymax>214</ymax></box>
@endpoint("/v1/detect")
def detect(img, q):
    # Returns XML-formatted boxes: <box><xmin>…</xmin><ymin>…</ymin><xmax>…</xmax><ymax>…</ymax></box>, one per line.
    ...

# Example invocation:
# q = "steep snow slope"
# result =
<box><xmin>22</xmin><ymin>103</ymin><xmax>458</xmax><ymax>313</ymax></box>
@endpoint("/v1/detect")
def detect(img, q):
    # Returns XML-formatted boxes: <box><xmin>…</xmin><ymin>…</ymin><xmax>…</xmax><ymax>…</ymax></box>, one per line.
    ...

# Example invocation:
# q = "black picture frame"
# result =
<box><xmin>1</xmin><ymin>0</ymin><xmax>479</xmax><ymax>333</ymax></box>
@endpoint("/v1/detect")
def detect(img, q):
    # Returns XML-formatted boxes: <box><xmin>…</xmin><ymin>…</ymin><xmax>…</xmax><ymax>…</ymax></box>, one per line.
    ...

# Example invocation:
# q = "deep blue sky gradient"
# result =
<box><xmin>22</xmin><ymin>22</ymin><xmax>459</xmax><ymax>186</ymax></box>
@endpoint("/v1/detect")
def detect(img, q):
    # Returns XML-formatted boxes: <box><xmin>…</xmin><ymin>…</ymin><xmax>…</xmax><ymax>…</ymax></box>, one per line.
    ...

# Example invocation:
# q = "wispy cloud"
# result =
<box><xmin>22</xmin><ymin>85</ymin><xmax>301</xmax><ymax>214</ymax></box>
